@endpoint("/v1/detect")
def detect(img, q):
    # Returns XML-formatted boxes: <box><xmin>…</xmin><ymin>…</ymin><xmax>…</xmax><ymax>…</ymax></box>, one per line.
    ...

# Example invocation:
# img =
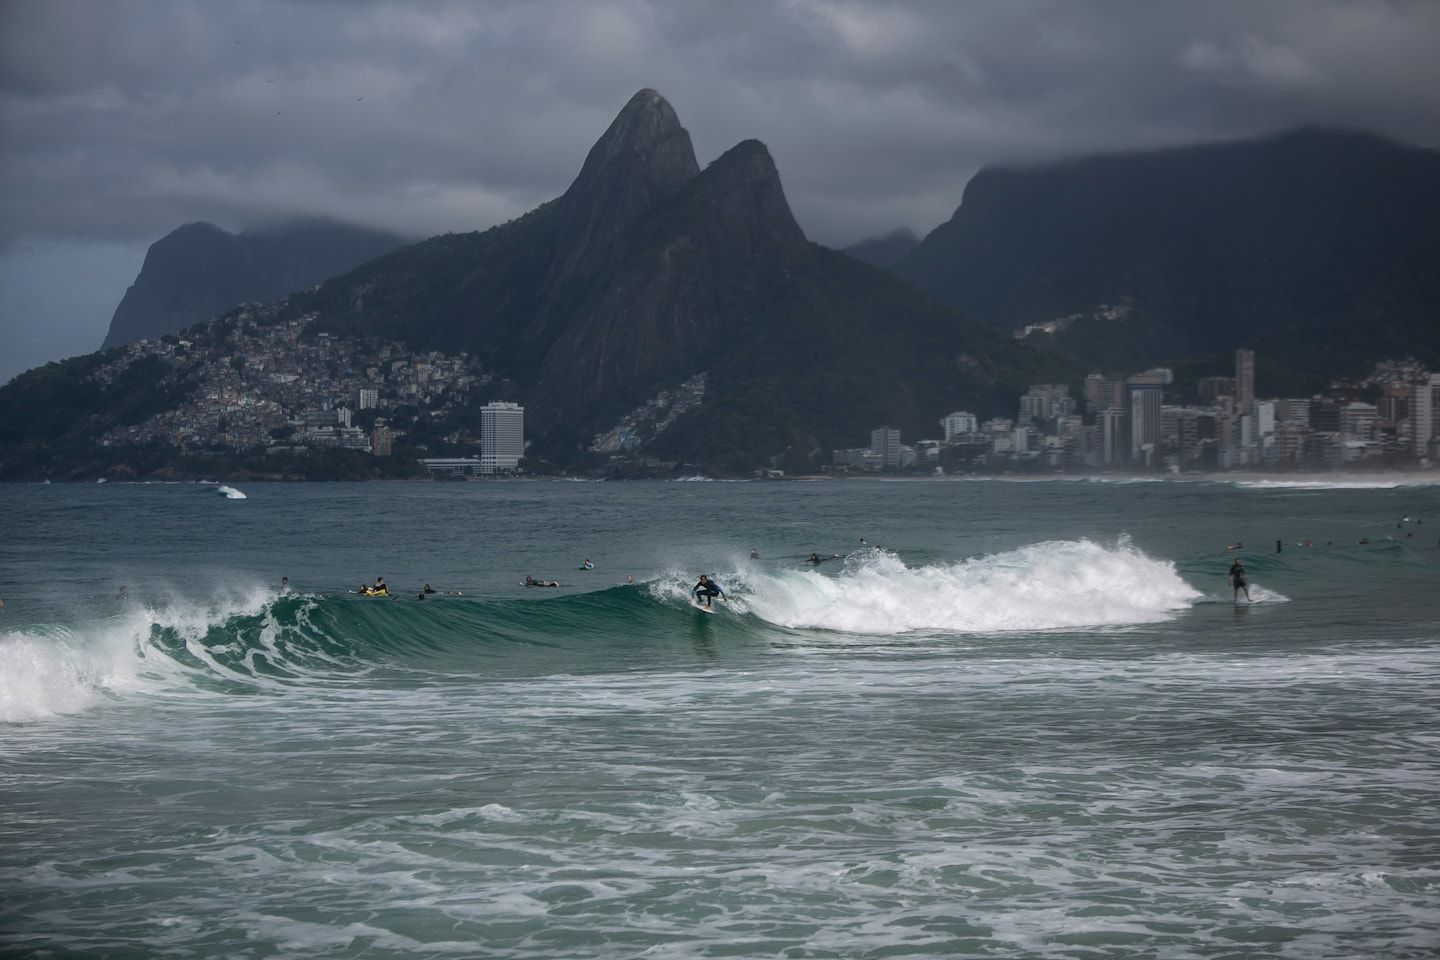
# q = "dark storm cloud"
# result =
<box><xmin>4</xmin><ymin>0</ymin><xmax>1440</xmax><ymax>249</ymax></box>
<box><xmin>2</xmin><ymin>0</ymin><xmax>1439</xmax><ymax>382</ymax></box>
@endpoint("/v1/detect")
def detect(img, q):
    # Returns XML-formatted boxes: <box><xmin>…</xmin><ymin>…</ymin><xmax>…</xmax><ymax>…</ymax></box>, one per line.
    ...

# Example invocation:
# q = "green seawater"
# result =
<box><xmin>2</xmin><ymin>477</ymin><xmax>1439</xmax><ymax>958</ymax></box>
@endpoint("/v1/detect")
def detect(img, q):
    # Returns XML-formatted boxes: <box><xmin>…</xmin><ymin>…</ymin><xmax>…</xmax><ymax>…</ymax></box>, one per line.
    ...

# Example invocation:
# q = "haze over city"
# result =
<box><xmin>4</xmin><ymin>0</ymin><xmax>1440</xmax><ymax>383</ymax></box>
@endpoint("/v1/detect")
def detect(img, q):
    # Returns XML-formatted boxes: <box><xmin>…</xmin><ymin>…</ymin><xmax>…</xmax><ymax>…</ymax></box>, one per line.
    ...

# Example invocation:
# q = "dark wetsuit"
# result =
<box><xmin>693</xmin><ymin>580</ymin><xmax>724</xmax><ymax>604</ymax></box>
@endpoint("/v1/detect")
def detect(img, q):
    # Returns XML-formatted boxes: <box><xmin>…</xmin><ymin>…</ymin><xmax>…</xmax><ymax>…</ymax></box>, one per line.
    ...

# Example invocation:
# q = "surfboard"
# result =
<box><xmin>691</xmin><ymin>601</ymin><xmax>716</xmax><ymax>614</ymax></box>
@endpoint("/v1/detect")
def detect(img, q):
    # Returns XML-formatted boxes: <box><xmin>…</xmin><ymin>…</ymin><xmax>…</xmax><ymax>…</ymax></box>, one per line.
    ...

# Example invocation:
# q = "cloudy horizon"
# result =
<box><xmin>4</xmin><ymin>0</ymin><xmax>1440</xmax><ymax>382</ymax></box>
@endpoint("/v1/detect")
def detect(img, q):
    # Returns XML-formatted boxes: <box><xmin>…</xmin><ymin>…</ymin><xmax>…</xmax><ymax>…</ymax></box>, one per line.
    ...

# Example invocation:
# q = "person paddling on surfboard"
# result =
<box><xmin>1228</xmin><ymin>559</ymin><xmax>1250</xmax><ymax>602</ymax></box>
<box><xmin>692</xmin><ymin>574</ymin><xmax>725</xmax><ymax>609</ymax></box>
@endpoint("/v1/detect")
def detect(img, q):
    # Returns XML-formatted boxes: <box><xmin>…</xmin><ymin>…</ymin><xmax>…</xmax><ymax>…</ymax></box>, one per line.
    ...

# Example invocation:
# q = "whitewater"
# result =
<box><xmin>2</xmin><ymin>478</ymin><xmax>1438</xmax><ymax>958</ymax></box>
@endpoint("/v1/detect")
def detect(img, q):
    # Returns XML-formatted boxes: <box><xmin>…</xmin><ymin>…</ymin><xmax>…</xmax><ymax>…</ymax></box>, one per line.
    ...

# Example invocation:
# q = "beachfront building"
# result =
<box><xmin>481</xmin><ymin>401</ymin><xmax>525</xmax><ymax>474</ymax></box>
<box><xmin>870</xmin><ymin>427</ymin><xmax>902</xmax><ymax>468</ymax></box>
<box><xmin>940</xmin><ymin>411</ymin><xmax>978</xmax><ymax>441</ymax></box>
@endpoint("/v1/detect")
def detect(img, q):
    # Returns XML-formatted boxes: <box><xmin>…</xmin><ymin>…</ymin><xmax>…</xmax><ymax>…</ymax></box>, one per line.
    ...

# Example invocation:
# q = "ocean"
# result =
<box><xmin>2</xmin><ymin>477</ymin><xmax>1438</xmax><ymax>958</ymax></box>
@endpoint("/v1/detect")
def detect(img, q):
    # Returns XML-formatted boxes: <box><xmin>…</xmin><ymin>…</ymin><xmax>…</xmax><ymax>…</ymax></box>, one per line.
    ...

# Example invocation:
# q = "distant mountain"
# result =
<box><xmin>293</xmin><ymin>90</ymin><xmax>1056</xmax><ymax>468</ymax></box>
<box><xmin>102</xmin><ymin>220</ymin><xmax>405</xmax><ymax>348</ymax></box>
<box><xmin>843</xmin><ymin>229</ymin><xmax>918</xmax><ymax>269</ymax></box>
<box><xmin>895</xmin><ymin>128</ymin><xmax>1440</xmax><ymax>389</ymax></box>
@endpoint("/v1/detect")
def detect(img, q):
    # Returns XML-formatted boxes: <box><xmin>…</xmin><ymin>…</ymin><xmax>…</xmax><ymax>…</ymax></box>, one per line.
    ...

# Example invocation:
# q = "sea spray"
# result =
<box><xmin>0</xmin><ymin>587</ymin><xmax>284</xmax><ymax>723</ymax></box>
<box><xmin>0</xmin><ymin>607</ymin><xmax>168</xmax><ymax>723</ymax></box>
<box><xmin>704</xmin><ymin>540</ymin><xmax>1201</xmax><ymax>635</ymax></box>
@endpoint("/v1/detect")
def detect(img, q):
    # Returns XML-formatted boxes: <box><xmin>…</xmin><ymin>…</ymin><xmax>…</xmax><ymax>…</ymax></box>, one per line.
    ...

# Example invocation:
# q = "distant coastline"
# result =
<box><xmin>10</xmin><ymin>469</ymin><xmax>1439</xmax><ymax>487</ymax></box>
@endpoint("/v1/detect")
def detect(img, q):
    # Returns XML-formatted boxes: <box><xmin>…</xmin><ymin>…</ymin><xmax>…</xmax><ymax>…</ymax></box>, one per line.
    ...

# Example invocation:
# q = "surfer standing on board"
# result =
<box><xmin>692</xmin><ymin>575</ymin><xmax>725</xmax><ymax>609</ymax></box>
<box><xmin>1228</xmin><ymin>559</ymin><xmax>1250</xmax><ymax>602</ymax></box>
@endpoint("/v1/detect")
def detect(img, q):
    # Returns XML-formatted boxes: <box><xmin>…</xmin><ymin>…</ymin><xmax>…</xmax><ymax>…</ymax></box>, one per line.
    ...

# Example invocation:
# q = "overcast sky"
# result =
<box><xmin>3</xmin><ymin>0</ymin><xmax>1440</xmax><ymax>383</ymax></box>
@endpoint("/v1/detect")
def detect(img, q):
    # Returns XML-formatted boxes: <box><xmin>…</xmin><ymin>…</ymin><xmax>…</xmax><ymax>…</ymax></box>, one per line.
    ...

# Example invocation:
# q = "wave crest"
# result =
<box><xmin>731</xmin><ymin>540</ymin><xmax>1200</xmax><ymax>635</ymax></box>
<box><xmin>0</xmin><ymin>588</ymin><xmax>290</xmax><ymax>724</ymax></box>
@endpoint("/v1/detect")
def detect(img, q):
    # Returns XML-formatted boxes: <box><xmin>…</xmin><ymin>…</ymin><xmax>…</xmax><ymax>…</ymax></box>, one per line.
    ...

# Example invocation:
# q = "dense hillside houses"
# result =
<box><xmin>95</xmin><ymin>302</ymin><xmax>488</xmax><ymax>457</ymax></box>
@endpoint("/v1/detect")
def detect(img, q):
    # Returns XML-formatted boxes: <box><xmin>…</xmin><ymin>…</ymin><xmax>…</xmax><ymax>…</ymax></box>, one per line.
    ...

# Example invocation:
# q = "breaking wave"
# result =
<box><xmin>0</xmin><ymin>587</ymin><xmax>283</xmax><ymax>724</ymax></box>
<box><xmin>3</xmin><ymin>539</ymin><xmax>1208</xmax><ymax>724</ymax></box>
<box><xmin>651</xmin><ymin>539</ymin><xmax>1201</xmax><ymax>635</ymax></box>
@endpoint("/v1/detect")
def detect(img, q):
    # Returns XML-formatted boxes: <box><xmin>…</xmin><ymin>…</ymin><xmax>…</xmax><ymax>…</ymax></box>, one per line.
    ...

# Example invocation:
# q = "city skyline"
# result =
<box><xmin>832</xmin><ymin>349</ymin><xmax>1440</xmax><ymax>475</ymax></box>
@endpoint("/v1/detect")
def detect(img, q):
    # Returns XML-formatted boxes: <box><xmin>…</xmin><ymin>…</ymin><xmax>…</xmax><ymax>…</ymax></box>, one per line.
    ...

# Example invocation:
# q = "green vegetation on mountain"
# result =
<box><xmin>286</xmin><ymin>201</ymin><xmax>561</xmax><ymax>374</ymax></box>
<box><xmin>284</xmin><ymin>92</ymin><xmax>1060</xmax><ymax>469</ymax></box>
<box><xmin>896</xmin><ymin>128</ymin><xmax>1440</xmax><ymax>387</ymax></box>
<box><xmin>650</xmin><ymin>246</ymin><xmax>1059</xmax><ymax>471</ymax></box>
<box><xmin>0</xmin><ymin>352</ymin><xmax>199</xmax><ymax>479</ymax></box>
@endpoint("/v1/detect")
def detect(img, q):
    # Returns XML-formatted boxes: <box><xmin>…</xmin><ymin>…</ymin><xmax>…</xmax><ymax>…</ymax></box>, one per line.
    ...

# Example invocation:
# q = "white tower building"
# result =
<box><xmin>480</xmin><ymin>402</ymin><xmax>525</xmax><ymax>474</ymax></box>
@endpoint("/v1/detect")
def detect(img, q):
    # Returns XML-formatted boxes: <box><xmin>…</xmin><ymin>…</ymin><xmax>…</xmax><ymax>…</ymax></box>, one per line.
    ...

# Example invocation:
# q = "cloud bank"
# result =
<box><xmin>2</xmin><ymin>0</ymin><xmax>1438</xmax><ymax>380</ymax></box>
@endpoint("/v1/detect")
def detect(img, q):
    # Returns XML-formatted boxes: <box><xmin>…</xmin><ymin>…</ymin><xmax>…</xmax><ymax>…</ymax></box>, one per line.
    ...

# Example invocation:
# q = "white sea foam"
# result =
<box><xmin>0</xmin><ymin>620</ymin><xmax>147</xmax><ymax>722</ymax></box>
<box><xmin>1246</xmin><ymin>584</ymin><xmax>1290</xmax><ymax>603</ymax></box>
<box><xmin>0</xmin><ymin>587</ymin><xmax>281</xmax><ymax>723</ymax></box>
<box><xmin>1228</xmin><ymin>476</ymin><xmax>1440</xmax><ymax>490</ymax></box>
<box><xmin>656</xmin><ymin>540</ymin><xmax>1201</xmax><ymax>635</ymax></box>
<box><xmin>215</xmin><ymin>485</ymin><xmax>247</xmax><ymax>499</ymax></box>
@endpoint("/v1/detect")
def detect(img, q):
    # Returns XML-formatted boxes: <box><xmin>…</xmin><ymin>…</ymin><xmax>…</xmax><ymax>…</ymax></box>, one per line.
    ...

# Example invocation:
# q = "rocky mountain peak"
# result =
<box><xmin>683</xmin><ymin>139</ymin><xmax>806</xmax><ymax>249</ymax></box>
<box><xmin>545</xmin><ymin>89</ymin><xmax>701</xmax><ymax>289</ymax></box>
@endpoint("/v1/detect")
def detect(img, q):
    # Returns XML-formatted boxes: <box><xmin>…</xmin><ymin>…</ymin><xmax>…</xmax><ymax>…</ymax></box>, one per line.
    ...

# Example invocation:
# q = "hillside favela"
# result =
<box><xmin>4</xmin><ymin>5</ymin><xmax>1440</xmax><ymax>960</ymax></box>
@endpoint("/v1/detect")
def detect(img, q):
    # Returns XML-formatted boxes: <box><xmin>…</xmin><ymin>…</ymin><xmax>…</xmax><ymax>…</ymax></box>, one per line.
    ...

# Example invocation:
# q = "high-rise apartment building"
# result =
<box><xmin>940</xmin><ymin>412</ymin><xmax>978</xmax><ymax>441</ymax></box>
<box><xmin>1417</xmin><ymin>374</ymin><xmax>1440</xmax><ymax>457</ymax></box>
<box><xmin>1129</xmin><ymin>384</ymin><xmax>1163</xmax><ymax>461</ymax></box>
<box><xmin>480</xmin><ymin>402</ymin><xmax>525</xmax><ymax>474</ymax></box>
<box><xmin>870</xmin><ymin>427</ymin><xmax>902</xmax><ymax>468</ymax></box>
<box><xmin>1235</xmin><ymin>349</ymin><xmax>1255</xmax><ymax>413</ymax></box>
<box><xmin>1257</xmin><ymin>400</ymin><xmax>1276</xmax><ymax>460</ymax></box>
<box><xmin>1084</xmin><ymin>374</ymin><xmax>1127</xmax><ymax>415</ymax></box>
<box><xmin>1339</xmin><ymin>402</ymin><xmax>1377</xmax><ymax>441</ymax></box>
<box><xmin>357</xmin><ymin>388</ymin><xmax>379</xmax><ymax>410</ymax></box>
<box><xmin>1275</xmin><ymin>398</ymin><xmax>1310</xmax><ymax>425</ymax></box>
<box><xmin>1019</xmin><ymin>384</ymin><xmax>1075</xmax><ymax>421</ymax></box>
<box><xmin>1100</xmin><ymin>408</ymin><xmax>1128</xmax><ymax>465</ymax></box>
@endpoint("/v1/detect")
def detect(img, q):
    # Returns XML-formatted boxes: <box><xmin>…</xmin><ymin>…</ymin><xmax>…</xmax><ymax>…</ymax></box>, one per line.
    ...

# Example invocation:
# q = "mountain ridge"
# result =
<box><xmin>843</xmin><ymin>228</ymin><xmax>918</xmax><ymax>269</ymax></box>
<box><xmin>102</xmin><ymin>219</ymin><xmax>406</xmax><ymax>349</ymax></box>
<box><xmin>894</xmin><ymin>126</ymin><xmax>1440</xmax><ymax>387</ymax></box>
<box><xmin>289</xmin><ymin>90</ymin><xmax>1057</xmax><ymax>467</ymax></box>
